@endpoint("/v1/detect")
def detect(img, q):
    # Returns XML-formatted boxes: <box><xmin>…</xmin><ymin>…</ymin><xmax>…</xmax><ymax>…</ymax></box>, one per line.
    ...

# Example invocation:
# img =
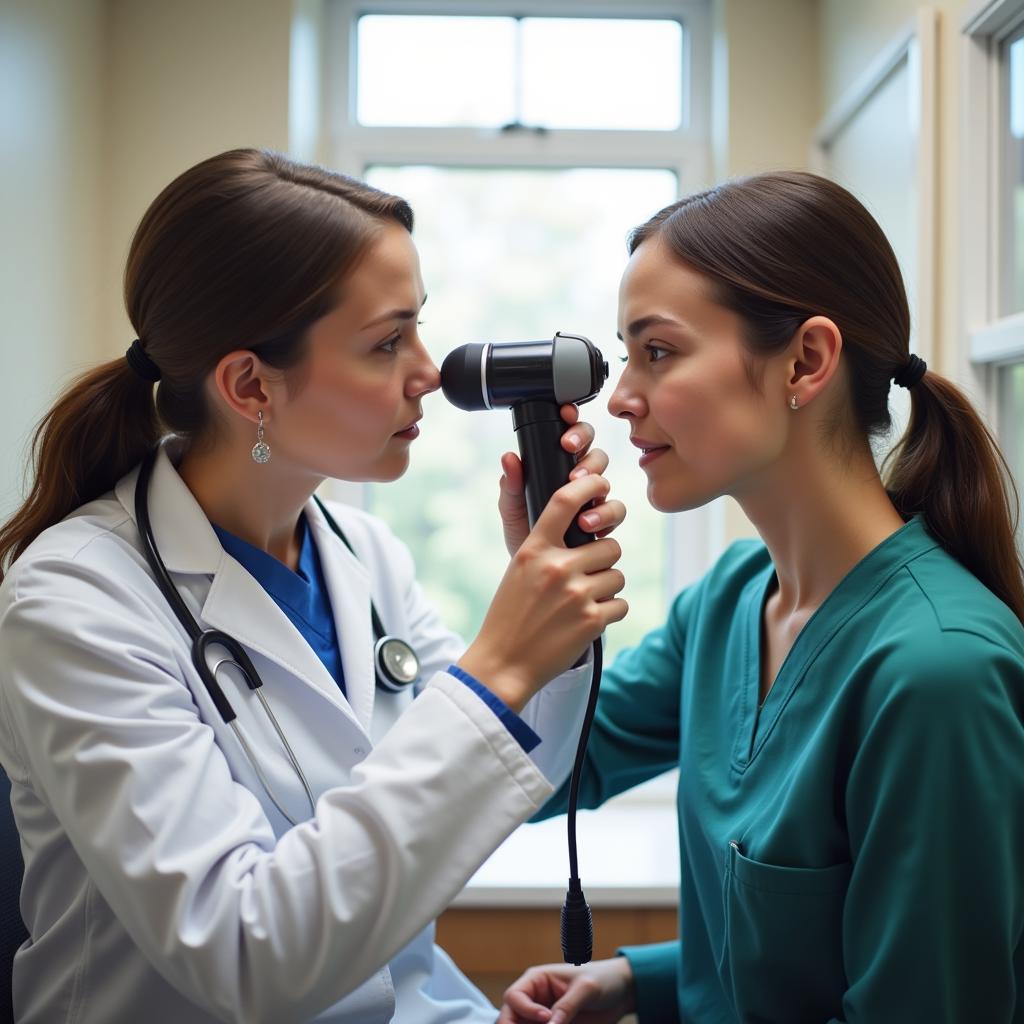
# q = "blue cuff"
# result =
<box><xmin>447</xmin><ymin>665</ymin><xmax>542</xmax><ymax>754</ymax></box>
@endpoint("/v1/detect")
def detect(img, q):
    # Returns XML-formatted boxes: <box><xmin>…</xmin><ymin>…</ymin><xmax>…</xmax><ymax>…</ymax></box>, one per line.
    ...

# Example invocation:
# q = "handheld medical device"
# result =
<box><xmin>440</xmin><ymin>332</ymin><xmax>609</xmax><ymax>964</ymax></box>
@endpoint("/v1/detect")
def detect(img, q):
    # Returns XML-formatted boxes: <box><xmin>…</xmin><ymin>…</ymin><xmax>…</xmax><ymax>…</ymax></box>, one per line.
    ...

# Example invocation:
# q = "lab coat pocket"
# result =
<box><xmin>717</xmin><ymin>842</ymin><xmax>850</xmax><ymax>1023</ymax></box>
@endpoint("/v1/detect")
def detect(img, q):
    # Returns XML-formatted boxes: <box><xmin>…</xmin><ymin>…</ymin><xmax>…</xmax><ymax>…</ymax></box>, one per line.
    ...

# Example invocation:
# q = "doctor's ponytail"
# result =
<box><xmin>0</xmin><ymin>356</ymin><xmax>161</xmax><ymax>578</ymax></box>
<box><xmin>0</xmin><ymin>148</ymin><xmax>412</xmax><ymax>579</ymax></box>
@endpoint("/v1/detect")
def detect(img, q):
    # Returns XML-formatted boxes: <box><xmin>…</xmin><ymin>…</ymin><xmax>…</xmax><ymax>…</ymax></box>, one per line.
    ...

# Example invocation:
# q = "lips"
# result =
<box><xmin>393</xmin><ymin>416</ymin><xmax>422</xmax><ymax>440</ymax></box>
<box><xmin>631</xmin><ymin>436</ymin><xmax>670</xmax><ymax>468</ymax></box>
<box><xmin>630</xmin><ymin>437</ymin><xmax>670</xmax><ymax>454</ymax></box>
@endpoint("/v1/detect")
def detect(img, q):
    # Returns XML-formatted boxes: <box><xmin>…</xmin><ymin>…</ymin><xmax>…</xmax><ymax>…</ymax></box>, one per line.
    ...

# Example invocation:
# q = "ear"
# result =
<box><xmin>786</xmin><ymin>316</ymin><xmax>842</xmax><ymax>408</ymax></box>
<box><xmin>212</xmin><ymin>350</ymin><xmax>277</xmax><ymax>424</ymax></box>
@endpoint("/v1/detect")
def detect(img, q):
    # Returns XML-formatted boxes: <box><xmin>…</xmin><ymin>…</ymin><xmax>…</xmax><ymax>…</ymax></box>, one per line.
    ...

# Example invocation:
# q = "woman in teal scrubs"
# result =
<box><xmin>499</xmin><ymin>171</ymin><xmax>1024</xmax><ymax>1024</ymax></box>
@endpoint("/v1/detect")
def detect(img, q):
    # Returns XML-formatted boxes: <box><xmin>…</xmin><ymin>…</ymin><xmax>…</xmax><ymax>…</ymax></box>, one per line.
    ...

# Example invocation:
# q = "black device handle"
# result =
<box><xmin>512</xmin><ymin>400</ymin><xmax>591</xmax><ymax>548</ymax></box>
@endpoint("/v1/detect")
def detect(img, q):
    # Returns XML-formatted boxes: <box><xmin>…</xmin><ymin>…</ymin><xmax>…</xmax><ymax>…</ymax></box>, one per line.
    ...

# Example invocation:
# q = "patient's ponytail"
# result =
<box><xmin>884</xmin><ymin>371</ymin><xmax>1024</xmax><ymax>622</ymax></box>
<box><xmin>0</xmin><ymin>147</ymin><xmax>413</xmax><ymax>581</ymax></box>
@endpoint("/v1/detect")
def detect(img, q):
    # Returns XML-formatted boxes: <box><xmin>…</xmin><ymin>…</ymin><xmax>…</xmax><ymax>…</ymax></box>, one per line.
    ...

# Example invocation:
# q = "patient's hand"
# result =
<box><xmin>497</xmin><ymin>956</ymin><xmax>636</xmax><ymax>1024</ymax></box>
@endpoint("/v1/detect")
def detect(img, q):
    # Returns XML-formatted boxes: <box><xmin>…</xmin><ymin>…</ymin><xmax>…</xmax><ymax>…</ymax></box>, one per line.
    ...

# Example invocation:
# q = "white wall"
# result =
<box><xmin>0</xmin><ymin>0</ymin><xmax>106</xmax><ymax>516</ymax></box>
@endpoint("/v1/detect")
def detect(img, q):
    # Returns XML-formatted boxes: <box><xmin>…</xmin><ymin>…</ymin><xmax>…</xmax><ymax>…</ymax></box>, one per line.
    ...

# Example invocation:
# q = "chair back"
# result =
<box><xmin>0</xmin><ymin>767</ymin><xmax>27</xmax><ymax>1024</ymax></box>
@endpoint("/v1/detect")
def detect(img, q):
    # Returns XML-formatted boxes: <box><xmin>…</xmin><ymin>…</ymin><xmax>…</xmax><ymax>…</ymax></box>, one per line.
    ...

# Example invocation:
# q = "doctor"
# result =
<box><xmin>0</xmin><ymin>148</ymin><xmax>627</xmax><ymax>1024</ymax></box>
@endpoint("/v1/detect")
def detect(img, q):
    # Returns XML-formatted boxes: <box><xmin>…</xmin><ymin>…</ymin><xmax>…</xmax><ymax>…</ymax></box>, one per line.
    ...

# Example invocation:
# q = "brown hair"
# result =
<box><xmin>629</xmin><ymin>171</ymin><xmax>1024</xmax><ymax>623</ymax></box>
<box><xmin>0</xmin><ymin>148</ymin><xmax>412</xmax><ymax>578</ymax></box>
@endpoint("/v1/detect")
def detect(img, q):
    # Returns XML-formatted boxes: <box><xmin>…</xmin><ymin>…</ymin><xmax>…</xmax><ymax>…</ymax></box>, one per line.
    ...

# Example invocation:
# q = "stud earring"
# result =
<box><xmin>251</xmin><ymin>410</ymin><xmax>271</xmax><ymax>464</ymax></box>
<box><xmin>789</xmin><ymin>395</ymin><xmax>799</xmax><ymax>410</ymax></box>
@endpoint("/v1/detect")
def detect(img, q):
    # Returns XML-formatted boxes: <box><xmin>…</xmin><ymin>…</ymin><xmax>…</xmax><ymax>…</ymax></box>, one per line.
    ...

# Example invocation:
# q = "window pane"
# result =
<box><xmin>357</xmin><ymin>16</ymin><xmax>516</xmax><ymax>127</ymax></box>
<box><xmin>1003</xmin><ymin>32</ymin><xmax>1024</xmax><ymax>315</ymax></box>
<box><xmin>363</xmin><ymin>166</ymin><xmax>678</xmax><ymax>657</ymax></box>
<box><xmin>998</xmin><ymin>365</ymin><xmax>1024</xmax><ymax>534</ymax></box>
<box><xmin>356</xmin><ymin>15</ymin><xmax>684</xmax><ymax>130</ymax></box>
<box><xmin>520</xmin><ymin>18</ymin><xmax>683</xmax><ymax>130</ymax></box>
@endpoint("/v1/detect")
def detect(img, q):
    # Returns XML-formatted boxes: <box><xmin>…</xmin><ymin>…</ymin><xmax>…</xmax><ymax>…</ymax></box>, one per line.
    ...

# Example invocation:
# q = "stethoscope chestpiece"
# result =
<box><xmin>374</xmin><ymin>636</ymin><xmax>420</xmax><ymax>693</ymax></box>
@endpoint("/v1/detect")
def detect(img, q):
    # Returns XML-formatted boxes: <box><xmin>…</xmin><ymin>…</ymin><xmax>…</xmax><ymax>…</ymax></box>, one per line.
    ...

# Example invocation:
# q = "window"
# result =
<box><xmin>963</xmin><ymin>2</ymin><xmax>1024</xmax><ymax>539</ymax></box>
<box><xmin>362</xmin><ymin>165</ymin><xmax>678</xmax><ymax>654</ymax></box>
<box><xmin>1000</xmin><ymin>26</ymin><xmax>1024</xmax><ymax>516</ymax></box>
<box><xmin>321</xmin><ymin>3</ymin><xmax>711</xmax><ymax>891</ymax></box>
<box><xmin>1001</xmin><ymin>29</ymin><xmax>1024</xmax><ymax>317</ymax></box>
<box><xmin>326</xmin><ymin>0</ymin><xmax>714</xmax><ymax>661</ymax></box>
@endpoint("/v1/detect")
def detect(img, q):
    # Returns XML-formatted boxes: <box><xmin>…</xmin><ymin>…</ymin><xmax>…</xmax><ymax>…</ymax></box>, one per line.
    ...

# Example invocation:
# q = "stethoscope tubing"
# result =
<box><xmin>133</xmin><ymin>448</ymin><xmax>417</xmax><ymax>826</ymax></box>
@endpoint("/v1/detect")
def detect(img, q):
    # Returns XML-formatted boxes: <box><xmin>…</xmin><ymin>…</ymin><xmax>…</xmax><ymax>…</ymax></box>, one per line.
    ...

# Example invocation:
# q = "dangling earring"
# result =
<box><xmin>789</xmin><ymin>395</ymin><xmax>799</xmax><ymax>410</ymax></box>
<box><xmin>251</xmin><ymin>410</ymin><xmax>271</xmax><ymax>464</ymax></box>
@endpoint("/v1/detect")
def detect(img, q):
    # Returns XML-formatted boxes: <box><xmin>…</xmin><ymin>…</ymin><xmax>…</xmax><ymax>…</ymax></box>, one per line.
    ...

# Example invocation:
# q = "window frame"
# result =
<box><xmin>324</xmin><ymin>0</ymin><xmax>710</xmax><ymax>187</ymax></box>
<box><xmin>321</xmin><ymin>0</ymin><xmax>720</xmax><ymax>604</ymax></box>
<box><xmin>962</xmin><ymin>1</ymin><xmax>1024</xmax><ymax>406</ymax></box>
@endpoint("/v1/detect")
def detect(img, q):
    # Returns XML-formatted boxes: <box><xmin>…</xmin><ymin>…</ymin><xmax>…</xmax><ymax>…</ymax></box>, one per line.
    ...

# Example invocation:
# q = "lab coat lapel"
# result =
<box><xmin>305</xmin><ymin>500</ymin><xmax>376</xmax><ymax>734</ymax></box>
<box><xmin>115</xmin><ymin>441</ymin><xmax>223</xmax><ymax>574</ymax></box>
<box><xmin>199</xmin><ymin>559</ymin><xmax>366</xmax><ymax>730</ymax></box>
<box><xmin>116</xmin><ymin>442</ymin><xmax>367</xmax><ymax>734</ymax></box>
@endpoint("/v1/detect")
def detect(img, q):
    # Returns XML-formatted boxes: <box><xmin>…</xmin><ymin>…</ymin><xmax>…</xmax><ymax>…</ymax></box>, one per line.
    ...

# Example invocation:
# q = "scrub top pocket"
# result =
<box><xmin>717</xmin><ymin>842</ymin><xmax>851</xmax><ymax>1023</ymax></box>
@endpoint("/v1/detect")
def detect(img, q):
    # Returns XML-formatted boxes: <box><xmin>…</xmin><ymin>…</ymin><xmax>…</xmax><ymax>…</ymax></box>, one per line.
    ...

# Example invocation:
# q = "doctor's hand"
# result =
<box><xmin>497</xmin><ymin>957</ymin><xmax>636</xmax><ymax>1024</ymax></box>
<box><xmin>458</xmin><ymin>471</ymin><xmax>627</xmax><ymax>713</ymax></box>
<box><xmin>498</xmin><ymin>404</ymin><xmax>625</xmax><ymax>557</ymax></box>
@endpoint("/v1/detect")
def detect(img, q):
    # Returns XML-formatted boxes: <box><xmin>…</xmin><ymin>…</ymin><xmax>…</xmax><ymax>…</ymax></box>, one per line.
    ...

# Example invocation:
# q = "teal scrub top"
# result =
<box><xmin>540</xmin><ymin>518</ymin><xmax>1024</xmax><ymax>1023</ymax></box>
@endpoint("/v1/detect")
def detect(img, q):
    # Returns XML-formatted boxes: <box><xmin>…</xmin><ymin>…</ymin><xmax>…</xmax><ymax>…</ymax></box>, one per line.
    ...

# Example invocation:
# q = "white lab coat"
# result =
<box><xmin>0</xmin><ymin>442</ymin><xmax>591</xmax><ymax>1024</ymax></box>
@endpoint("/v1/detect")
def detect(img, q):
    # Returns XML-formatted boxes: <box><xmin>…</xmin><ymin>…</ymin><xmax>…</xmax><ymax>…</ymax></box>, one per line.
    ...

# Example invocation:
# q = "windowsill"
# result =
<box><xmin>454</xmin><ymin>802</ymin><xmax>680</xmax><ymax>909</ymax></box>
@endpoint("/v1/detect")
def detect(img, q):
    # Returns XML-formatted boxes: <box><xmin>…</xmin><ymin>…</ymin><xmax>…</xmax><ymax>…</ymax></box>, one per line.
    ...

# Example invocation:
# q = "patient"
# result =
<box><xmin>501</xmin><ymin>171</ymin><xmax>1024</xmax><ymax>1024</ymax></box>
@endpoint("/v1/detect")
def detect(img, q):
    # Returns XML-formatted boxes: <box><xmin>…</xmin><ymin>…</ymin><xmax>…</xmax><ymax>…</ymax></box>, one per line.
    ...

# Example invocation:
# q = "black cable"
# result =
<box><xmin>561</xmin><ymin>635</ymin><xmax>603</xmax><ymax>965</ymax></box>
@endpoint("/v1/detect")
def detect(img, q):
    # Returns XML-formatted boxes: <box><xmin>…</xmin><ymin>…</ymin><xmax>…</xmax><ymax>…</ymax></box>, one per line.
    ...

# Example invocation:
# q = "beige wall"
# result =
<box><xmin>710</xmin><ymin>0</ymin><xmax>821</xmax><ymax>542</ymax></box>
<box><xmin>819</xmin><ymin>0</ymin><xmax>974</xmax><ymax>387</ymax></box>
<box><xmin>0</xmin><ymin>0</ymin><xmax>107</xmax><ymax>516</ymax></box>
<box><xmin>99</xmin><ymin>0</ymin><xmax>294</xmax><ymax>354</ymax></box>
<box><xmin>712</xmin><ymin>0</ymin><xmax>820</xmax><ymax>179</ymax></box>
<box><xmin>0</xmin><ymin>0</ymin><xmax>296</xmax><ymax>515</ymax></box>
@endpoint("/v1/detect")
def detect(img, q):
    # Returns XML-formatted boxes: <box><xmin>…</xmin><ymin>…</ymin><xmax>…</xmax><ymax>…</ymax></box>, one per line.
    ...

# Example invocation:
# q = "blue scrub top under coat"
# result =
<box><xmin>211</xmin><ymin>513</ymin><xmax>541</xmax><ymax>753</ymax></box>
<box><xmin>212</xmin><ymin>515</ymin><xmax>346</xmax><ymax>696</ymax></box>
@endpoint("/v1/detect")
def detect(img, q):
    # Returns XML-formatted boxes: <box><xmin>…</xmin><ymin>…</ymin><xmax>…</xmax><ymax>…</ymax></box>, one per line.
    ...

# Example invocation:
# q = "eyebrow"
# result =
<box><xmin>360</xmin><ymin>293</ymin><xmax>428</xmax><ymax>331</ymax></box>
<box><xmin>616</xmin><ymin>314</ymin><xmax>685</xmax><ymax>342</ymax></box>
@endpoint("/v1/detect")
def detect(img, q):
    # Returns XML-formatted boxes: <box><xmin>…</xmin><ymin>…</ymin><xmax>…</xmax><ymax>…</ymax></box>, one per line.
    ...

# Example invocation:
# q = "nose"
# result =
<box><xmin>407</xmin><ymin>335</ymin><xmax>441</xmax><ymax>398</ymax></box>
<box><xmin>607</xmin><ymin>368</ymin><xmax>646</xmax><ymax>420</ymax></box>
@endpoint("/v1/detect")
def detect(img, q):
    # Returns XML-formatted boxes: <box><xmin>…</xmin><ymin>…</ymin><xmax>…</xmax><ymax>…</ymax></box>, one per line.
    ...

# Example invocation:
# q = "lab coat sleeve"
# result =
<box><xmin>0</xmin><ymin>558</ymin><xmax>556</xmax><ymax>1024</ymax></box>
<box><xmin>532</xmin><ymin>583</ymin><xmax>695</xmax><ymax>820</ymax></box>
<box><xmin>389</xmin><ymin>520</ymin><xmax>595</xmax><ymax>786</ymax></box>
<box><xmin>828</xmin><ymin>634</ymin><xmax>1024</xmax><ymax>1023</ymax></box>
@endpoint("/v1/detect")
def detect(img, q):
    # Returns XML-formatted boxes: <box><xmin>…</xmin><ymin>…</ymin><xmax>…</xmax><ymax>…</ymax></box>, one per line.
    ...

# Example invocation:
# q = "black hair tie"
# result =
<box><xmin>893</xmin><ymin>353</ymin><xmax>927</xmax><ymax>390</ymax></box>
<box><xmin>125</xmin><ymin>339</ymin><xmax>162</xmax><ymax>383</ymax></box>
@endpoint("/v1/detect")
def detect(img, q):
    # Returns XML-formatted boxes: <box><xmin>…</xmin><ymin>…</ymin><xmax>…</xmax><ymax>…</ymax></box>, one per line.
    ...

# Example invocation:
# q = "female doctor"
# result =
<box><xmin>0</xmin><ymin>148</ymin><xmax>627</xmax><ymax>1024</ymax></box>
<box><xmin>501</xmin><ymin>172</ymin><xmax>1024</xmax><ymax>1023</ymax></box>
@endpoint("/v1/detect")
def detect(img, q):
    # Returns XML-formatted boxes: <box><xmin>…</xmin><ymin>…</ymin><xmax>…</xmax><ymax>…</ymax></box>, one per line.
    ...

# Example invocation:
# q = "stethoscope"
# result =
<box><xmin>134</xmin><ymin>448</ymin><xmax>421</xmax><ymax>825</ymax></box>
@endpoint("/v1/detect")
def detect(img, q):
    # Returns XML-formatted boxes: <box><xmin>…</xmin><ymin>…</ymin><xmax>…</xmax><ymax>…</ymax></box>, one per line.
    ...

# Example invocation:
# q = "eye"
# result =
<box><xmin>377</xmin><ymin>331</ymin><xmax>401</xmax><ymax>354</ymax></box>
<box><xmin>645</xmin><ymin>344</ymin><xmax>671</xmax><ymax>363</ymax></box>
